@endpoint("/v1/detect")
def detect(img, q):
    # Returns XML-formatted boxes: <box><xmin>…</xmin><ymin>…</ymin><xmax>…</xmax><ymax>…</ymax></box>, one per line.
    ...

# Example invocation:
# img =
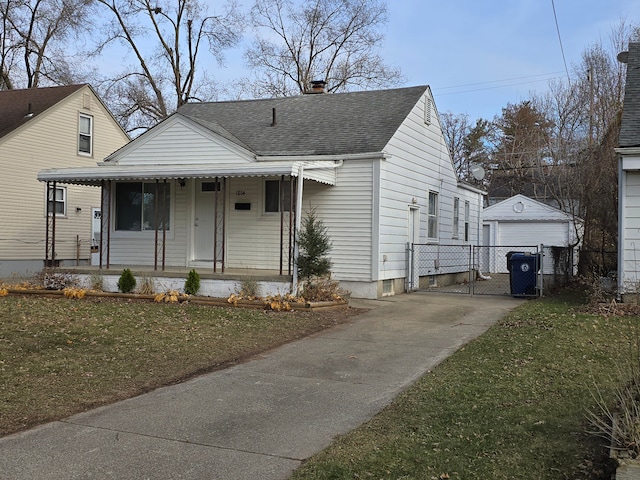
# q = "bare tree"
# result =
<box><xmin>243</xmin><ymin>0</ymin><xmax>402</xmax><ymax>97</ymax></box>
<box><xmin>0</xmin><ymin>0</ymin><xmax>93</xmax><ymax>89</ymax></box>
<box><xmin>94</xmin><ymin>0</ymin><xmax>242</xmax><ymax>134</ymax></box>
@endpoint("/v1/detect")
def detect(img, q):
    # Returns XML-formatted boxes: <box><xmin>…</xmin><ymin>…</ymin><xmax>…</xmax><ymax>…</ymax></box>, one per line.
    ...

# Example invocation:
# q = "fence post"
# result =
<box><xmin>406</xmin><ymin>242</ymin><xmax>413</xmax><ymax>292</ymax></box>
<box><xmin>539</xmin><ymin>244</ymin><xmax>544</xmax><ymax>297</ymax></box>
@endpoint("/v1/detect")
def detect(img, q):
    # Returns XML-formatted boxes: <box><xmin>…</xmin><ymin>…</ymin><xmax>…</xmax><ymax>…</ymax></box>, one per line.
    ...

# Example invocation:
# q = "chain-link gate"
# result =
<box><xmin>408</xmin><ymin>243</ymin><xmax>576</xmax><ymax>296</ymax></box>
<box><xmin>407</xmin><ymin>243</ymin><xmax>545</xmax><ymax>297</ymax></box>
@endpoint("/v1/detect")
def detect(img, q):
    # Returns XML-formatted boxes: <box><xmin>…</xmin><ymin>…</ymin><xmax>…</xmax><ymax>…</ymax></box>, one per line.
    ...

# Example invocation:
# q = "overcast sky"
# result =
<box><xmin>381</xmin><ymin>0</ymin><xmax>640</xmax><ymax>121</ymax></box>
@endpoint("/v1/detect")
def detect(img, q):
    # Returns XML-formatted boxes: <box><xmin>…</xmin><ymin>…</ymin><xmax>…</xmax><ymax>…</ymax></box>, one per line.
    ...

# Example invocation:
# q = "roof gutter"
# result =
<box><xmin>255</xmin><ymin>151</ymin><xmax>390</xmax><ymax>162</ymax></box>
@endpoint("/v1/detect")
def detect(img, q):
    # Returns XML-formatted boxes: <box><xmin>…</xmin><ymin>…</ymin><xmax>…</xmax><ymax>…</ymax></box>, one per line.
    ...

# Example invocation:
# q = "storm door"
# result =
<box><xmin>194</xmin><ymin>179</ymin><xmax>225</xmax><ymax>263</ymax></box>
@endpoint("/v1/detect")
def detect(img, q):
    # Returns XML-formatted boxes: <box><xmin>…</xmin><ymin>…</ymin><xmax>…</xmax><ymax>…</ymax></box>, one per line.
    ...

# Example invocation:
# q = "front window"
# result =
<box><xmin>79</xmin><ymin>114</ymin><xmax>93</xmax><ymax>155</ymax></box>
<box><xmin>265</xmin><ymin>179</ymin><xmax>291</xmax><ymax>213</ymax></box>
<box><xmin>428</xmin><ymin>191</ymin><xmax>438</xmax><ymax>239</ymax></box>
<box><xmin>115</xmin><ymin>182</ymin><xmax>170</xmax><ymax>231</ymax></box>
<box><xmin>47</xmin><ymin>186</ymin><xmax>66</xmax><ymax>216</ymax></box>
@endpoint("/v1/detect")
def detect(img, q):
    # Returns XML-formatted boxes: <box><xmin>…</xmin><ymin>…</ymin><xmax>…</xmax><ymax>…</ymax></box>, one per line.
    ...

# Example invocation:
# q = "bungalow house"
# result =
<box><xmin>38</xmin><ymin>85</ymin><xmax>483</xmax><ymax>299</ymax></box>
<box><xmin>617</xmin><ymin>43</ymin><xmax>640</xmax><ymax>299</ymax></box>
<box><xmin>0</xmin><ymin>85</ymin><xmax>129</xmax><ymax>279</ymax></box>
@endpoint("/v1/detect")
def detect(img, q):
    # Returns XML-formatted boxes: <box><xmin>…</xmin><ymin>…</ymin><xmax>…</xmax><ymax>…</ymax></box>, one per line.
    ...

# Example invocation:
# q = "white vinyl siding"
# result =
<box><xmin>375</xmin><ymin>89</ymin><xmax>482</xmax><ymax>284</ymax></box>
<box><xmin>0</xmin><ymin>86</ymin><xmax>128</xmax><ymax>264</ymax></box>
<box><xmin>113</xmin><ymin>117</ymin><xmax>254</xmax><ymax>165</ymax></box>
<box><xmin>621</xmin><ymin>170</ymin><xmax>640</xmax><ymax>290</ymax></box>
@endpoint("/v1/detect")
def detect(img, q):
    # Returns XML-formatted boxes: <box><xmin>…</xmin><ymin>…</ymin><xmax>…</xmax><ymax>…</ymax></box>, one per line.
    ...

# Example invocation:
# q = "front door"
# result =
<box><xmin>194</xmin><ymin>179</ymin><xmax>224</xmax><ymax>262</ymax></box>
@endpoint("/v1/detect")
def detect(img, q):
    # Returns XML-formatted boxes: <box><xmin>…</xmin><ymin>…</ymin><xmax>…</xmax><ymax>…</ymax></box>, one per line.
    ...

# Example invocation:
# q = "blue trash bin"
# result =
<box><xmin>509</xmin><ymin>253</ymin><xmax>539</xmax><ymax>297</ymax></box>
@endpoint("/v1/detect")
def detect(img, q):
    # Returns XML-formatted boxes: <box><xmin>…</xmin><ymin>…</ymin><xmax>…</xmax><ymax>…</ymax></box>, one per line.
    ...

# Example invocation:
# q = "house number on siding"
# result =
<box><xmin>236</xmin><ymin>190</ymin><xmax>245</xmax><ymax>196</ymax></box>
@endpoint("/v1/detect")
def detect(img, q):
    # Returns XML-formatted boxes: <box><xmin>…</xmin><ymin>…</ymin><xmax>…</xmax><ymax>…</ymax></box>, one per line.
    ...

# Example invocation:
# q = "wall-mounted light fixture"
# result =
<box><xmin>76</xmin><ymin>207</ymin><xmax>82</xmax><ymax>213</ymax></box>
<box><xmin>178</xmin><ymin>178</ymin><xmax>186</xmax><ymax>189</ymax></box>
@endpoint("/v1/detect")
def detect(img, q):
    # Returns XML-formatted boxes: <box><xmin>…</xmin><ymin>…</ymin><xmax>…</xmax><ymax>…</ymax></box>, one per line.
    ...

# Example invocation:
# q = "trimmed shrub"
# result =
<box><xmin>184</xmin><ymin>269</ymin><xmax>201</xmax><ymax>295</ymax></box>
<box><xmin>117</xmin><ymin>268</ymin><xmax>136</xmax><ymax>293</ymax></box>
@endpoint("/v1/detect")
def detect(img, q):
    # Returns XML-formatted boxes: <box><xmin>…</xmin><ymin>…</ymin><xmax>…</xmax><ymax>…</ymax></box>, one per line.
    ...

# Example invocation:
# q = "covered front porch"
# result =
<box><xmin>38</xmin><ymin>160</ymin><xmax>340</xmax><ymax>297</ymax></box>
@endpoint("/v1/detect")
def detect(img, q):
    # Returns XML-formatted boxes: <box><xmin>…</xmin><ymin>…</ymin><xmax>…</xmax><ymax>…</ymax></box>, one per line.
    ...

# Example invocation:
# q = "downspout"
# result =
<box><xmin>618</xmin><ymin>156</ymin><xmax>625</xmax><ymax>299</ymax></box>
<box><xmin>292</xmin><ymin>164</ymin><xmax>304</xmax><ymax>294</ymax></box>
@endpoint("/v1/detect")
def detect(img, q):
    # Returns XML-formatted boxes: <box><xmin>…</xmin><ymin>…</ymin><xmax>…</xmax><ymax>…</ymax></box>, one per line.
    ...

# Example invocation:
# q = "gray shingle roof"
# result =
<box><xmin>620</xmin><ymin>42</ymin><xmax>640</xmax><ymax>147</ymax></box>
<box><xmin>0</xmin><ymin>84</ymin><xmax>85</xmax><ymax>140</ymax></box>
<box><xmin>177</xmin><ymin>85</ymin><xmax>429</xmax><ymax>156</ymax></box>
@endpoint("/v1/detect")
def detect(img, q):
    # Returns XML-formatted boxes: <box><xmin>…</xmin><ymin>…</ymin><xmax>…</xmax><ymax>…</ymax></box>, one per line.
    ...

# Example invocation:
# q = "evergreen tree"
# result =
<box><xmin>297</xmin><ymin>209</ymin><xmax>332</xmax><ymax>279</ymax></box>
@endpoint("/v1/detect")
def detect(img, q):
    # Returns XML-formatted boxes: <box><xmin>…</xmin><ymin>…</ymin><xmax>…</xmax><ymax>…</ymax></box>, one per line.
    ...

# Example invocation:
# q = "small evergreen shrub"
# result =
<box><xmin>117</xmin><ymin>268</ymin><xmax>136</xmax><ymax>293</ymax></box>
<box><xmin>297</xmin><ymin>208</ymin><xmax>332</xmax><ymax>280</ymax></box>
<box><xmin>184</xmin><ymin>269</ymin><xmax>201</xmax><ymax>295</ymax></box>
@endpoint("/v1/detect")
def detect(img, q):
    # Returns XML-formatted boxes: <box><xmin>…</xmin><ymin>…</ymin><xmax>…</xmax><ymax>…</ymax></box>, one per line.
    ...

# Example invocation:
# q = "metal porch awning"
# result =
<box><xmin>37</xmin><ymin>161</ymin><xmax>340</xmax><ymax>186</ymax></box>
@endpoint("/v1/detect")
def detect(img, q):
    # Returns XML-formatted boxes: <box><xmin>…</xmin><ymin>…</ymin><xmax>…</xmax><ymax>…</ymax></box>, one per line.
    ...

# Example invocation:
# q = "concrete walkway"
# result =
<box><xmin>0</xmin><ymin>292</ymin><xmax>522</xmax><ymax>480</ymax></box>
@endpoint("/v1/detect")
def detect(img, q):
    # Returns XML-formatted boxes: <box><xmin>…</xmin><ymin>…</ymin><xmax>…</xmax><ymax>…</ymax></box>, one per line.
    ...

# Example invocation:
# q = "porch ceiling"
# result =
<box><xmin>37</xmin><ymin>160</ymin><xmax>340</xmax><ymax>186</ymax></box>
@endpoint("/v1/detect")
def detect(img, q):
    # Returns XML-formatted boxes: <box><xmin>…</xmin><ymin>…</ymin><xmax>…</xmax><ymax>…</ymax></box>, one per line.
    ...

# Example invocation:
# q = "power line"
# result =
<box><xmin>433</xmin><ymin>71</ymin><xmax>566</xmax><ymax>91</ymax></box>
<box><xmin>433</xmin><ymin>75</ymin><xmax>566</xmax><ymax>97</ymax></box>
<box><xmin>551</xmin><ymin>0</ymin><xmax>571</xmax><ymax>84</ymax></box>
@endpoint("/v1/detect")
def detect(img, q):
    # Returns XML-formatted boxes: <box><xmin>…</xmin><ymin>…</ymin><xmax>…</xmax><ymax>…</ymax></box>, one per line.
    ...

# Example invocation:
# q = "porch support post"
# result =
<box><xmin>99</xmin><ymin>181</ymin><xmax>105</xmax><ymax>269</ymax></box>
<box><xmin>221</xmin><ymin>177</ymin><xmax>226</xmax><ymax>273</ymax></box>
<box><xmin>106</xmin><ymin>180</ymin><xmax>111</xmax><ymax>268</ymax></box>
<box><xmin>213</xmin><ymin>177</ymin><xmax>218</xmax><ymax>273</ymax></box>
<box><xmin>45</xmin><ymin>181</ymin><xmax>58</xmax><ymax>267</ymax></box>
<box><xmin>288</xmin><ymin>176</ymin><xmax>294</xmax><ymax>275</ymax></box>
<box><xmin>279</xmin><ymin>175</ymin><xmax>284</xmax><ymax>275</ymax></box>
<box><xmin>292</xmin><ymin>166</ymin><xmax>304</xmax><ymax>294</ymax></box>
<box><xmin>154</xmin><ymin>179</ymin><xmax>159</xmax><ymax>271</ymax></box>
<box><xmin>162</xmin><ymin>179</ymin><xmax>167</xmax><ymax>271</ymax></box>
<box><xmin>45</xmin><ymin>181</ymin><xmax>50</xmax><ymax>266</ymax></box>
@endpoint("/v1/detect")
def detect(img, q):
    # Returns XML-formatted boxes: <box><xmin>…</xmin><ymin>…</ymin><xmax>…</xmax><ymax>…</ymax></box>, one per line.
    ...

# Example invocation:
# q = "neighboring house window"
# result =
<box><xmin>79</xmin><ymin>114</ymin><xmax>93</xmax><ymax>155</ymax></box>
<box><xmin>428</xmin><ymin>191</ymin><xmax>438</xmax><ymax>239</ymax></box>
<box><xmin>47</xmin><ymin>186</ymin><xmax>66</xmax><ymax>216</ymax></box>
<box><xmin>453</xmin><ymin>197</ymin><xmax>460</xmax><ymax>238</ymax></box>
<box><xmin>464</xmin><ymin>201</ymin><xmax>470</xmax><ymax>242</ymax></box>
<box><xmin>115</xmin><ymin>182</ymin><xmax>170</xmax><ymax>231</ymax></box>
<box><xmin>264</xmin><ymin>179</ymin><xmax>291</xmax><ymax>213</ymax></box>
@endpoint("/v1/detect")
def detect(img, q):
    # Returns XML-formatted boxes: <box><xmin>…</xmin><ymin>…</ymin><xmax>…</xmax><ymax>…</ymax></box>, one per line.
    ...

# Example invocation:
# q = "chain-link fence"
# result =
<box><xmin>408</xmin><ymin>243</ymin><xmax>576</xmax><ymax>297</ymax></box>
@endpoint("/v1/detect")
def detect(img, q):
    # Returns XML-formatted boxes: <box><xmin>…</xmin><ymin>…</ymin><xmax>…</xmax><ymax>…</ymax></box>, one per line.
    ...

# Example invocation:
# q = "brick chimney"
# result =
<box><xmin>307</xmin><ymin>80</ymin><xmax>327</xmax><ymax>94</ymax></box>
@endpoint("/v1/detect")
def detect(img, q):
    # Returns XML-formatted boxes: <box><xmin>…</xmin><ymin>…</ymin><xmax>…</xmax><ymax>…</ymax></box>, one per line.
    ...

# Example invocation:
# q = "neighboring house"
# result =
<box><xmin>481</xmin><ymin>194</ymin><xmax>581</xmax><ymax>274</ymax></box>
<box><xmin>38</xmin><ymin>85</ymin><xmax>483</xmax><ymax>299</ymax></box>
<box><xmin>617</xmin><ymin>42</ymin><xmax>640</xmax><ymax>299</ymax></box>
<box><xmin>0</xmin><ymin>85</ymin><xmax>129</xmax><ymax>278</ymax></box>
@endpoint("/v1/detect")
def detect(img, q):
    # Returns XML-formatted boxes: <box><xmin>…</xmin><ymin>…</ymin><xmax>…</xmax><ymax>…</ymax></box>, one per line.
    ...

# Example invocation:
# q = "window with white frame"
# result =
<box><xmin>115</xmin><ymin>182</ymin><xmax>170</xmax><ymax>231</ymax></box>
<box><xmin>47</xmin><ymin>186</ymin><xmax>67</xmax><ymax>216</ymax></box>
<box><xmin>79</xmin><ymin>114</ymin><xmax>93</xmax><ymax>155</ymax></box>
<box><xmin>427</xmin><ymin>191</ymin><xmax>438</xmax><ymax>239</ymax></box>
<box><xmin>453</xmin><ymin>197</ymin><xmax>460</xmax><ymax>238</ymax></box>
<box><xmin>264</xmin><ymin>179</ymin><xmax>291</xmax><ymax>213</ymax></box>
<box><xmin>464</xmin><ymin>200</ymin><xmax>470</xmax><ymax>242</ymax></box>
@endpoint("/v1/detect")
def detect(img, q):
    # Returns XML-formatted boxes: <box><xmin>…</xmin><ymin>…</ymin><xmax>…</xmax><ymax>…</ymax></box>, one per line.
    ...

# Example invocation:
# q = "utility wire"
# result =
<box><xmin>551</xmin><ymin>0</ymin><xmax>571</xmax><ymax>83</ymax></box>
<box><xmin>433</xmin><ymin>75</ymin><xmax>566</xmax><ymax>96</ymax></box>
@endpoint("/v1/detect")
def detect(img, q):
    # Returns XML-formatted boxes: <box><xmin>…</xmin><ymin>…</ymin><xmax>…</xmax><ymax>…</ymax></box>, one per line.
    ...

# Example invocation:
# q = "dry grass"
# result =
<box><xmin>0</xmin><ymin>294</ymin><xmax>364</xmax><ymax>437</ymax></box>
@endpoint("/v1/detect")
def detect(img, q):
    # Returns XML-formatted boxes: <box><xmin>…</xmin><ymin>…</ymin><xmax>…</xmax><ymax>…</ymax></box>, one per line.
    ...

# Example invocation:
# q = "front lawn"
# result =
<box><xmin>0</xmin><ymin>295</ymin><xmax>362</xmax><ymax>436</ymax></box>
<box><xmin>292</xmin><ymin>290</ymin><xmax>631</xmax><ymax>479</ymax></box>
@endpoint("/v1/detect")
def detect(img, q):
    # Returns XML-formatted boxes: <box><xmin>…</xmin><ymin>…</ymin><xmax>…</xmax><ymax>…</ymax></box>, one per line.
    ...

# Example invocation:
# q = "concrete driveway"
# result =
<box><xmin>0</xmin><ymin>292</ymin><xmax>522</xmax><ymax>480</ymax></box>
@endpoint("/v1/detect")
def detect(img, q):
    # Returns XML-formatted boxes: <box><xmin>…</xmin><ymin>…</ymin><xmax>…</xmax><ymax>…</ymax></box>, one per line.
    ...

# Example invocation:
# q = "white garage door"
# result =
<box><xmin>498</xmin><ymin>221</ymin><xmax>568</xmax><ymax>247</ymax></box>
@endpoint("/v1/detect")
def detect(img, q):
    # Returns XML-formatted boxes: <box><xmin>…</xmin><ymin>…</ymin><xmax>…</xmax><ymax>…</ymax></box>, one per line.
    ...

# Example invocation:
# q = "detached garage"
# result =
<box><xmin>481</xmin><ymin>194</ymin><xmax>581</xmax><ymax>274</ymax></box>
